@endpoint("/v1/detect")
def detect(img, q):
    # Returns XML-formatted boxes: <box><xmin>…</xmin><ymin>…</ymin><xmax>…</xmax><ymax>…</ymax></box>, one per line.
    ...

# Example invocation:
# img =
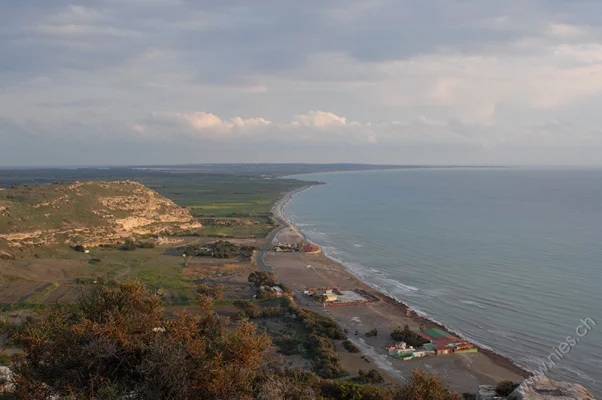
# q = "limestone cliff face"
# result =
<box><xmin>0</xmin><ymin>181</ymin><xmax>201</xmax><ymax>248</ymax></box>
<box><xmin>478</xmin><ymin>378</ymin><xmax>595</xmax><ymax>400</ymax></box>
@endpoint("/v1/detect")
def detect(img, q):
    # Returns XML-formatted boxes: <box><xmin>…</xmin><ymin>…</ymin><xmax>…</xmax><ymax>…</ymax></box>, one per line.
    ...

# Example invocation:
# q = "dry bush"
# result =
<box><xmin>13</xmin><ymin>280</ymin><xmax>271</xmax><ymax>399</ymax></box>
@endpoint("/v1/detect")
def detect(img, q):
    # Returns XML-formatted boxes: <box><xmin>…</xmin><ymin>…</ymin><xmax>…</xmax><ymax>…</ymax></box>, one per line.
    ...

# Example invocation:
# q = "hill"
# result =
<box><xmin>0</xmin><ymin>181</ymin><xmax>201</xmax><ymax>251</ymax></box>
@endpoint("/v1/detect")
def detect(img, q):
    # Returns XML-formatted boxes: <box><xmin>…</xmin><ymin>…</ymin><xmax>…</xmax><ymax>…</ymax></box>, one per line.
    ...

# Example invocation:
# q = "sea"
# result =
<box><xmin>283</xmin><ymin>168</ymin><xmax>602</xmax><ymax>395</ymax></box>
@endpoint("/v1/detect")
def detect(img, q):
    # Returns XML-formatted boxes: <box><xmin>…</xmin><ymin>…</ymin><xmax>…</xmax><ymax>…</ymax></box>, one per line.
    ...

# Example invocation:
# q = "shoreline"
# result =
<box><xmin>270</xmin><ymin>184</ymin><xmax>532</xmax><ymax>382</ymax></box>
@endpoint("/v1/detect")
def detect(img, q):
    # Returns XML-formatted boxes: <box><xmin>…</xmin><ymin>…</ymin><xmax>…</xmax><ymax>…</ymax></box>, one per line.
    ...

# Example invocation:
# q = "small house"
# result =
<box><xmin>302</xmin><ymin>243</ymin><xmax>321</xmax><ymax>253</ymax></box>
<box><xmin>434</xmin><ymin>345</ymin><xmax>452</xmax><ymax>355</ymax></box>
<box><xmin>325</xmin><ymin>294</ymin><xmax>338</xmax><ymax>302</ymax></box>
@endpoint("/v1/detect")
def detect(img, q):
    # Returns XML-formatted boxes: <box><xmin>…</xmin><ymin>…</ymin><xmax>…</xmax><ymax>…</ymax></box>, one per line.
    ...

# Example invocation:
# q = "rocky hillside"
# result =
<box><xmin>0</xmin><ymin>181</ymin><xmax>201</xmax><ymax>250</ymax></box>
<box><xmin>478</xmin><ymin>377</ymin><xmax>594</xmax><ymax>400</ymax></box>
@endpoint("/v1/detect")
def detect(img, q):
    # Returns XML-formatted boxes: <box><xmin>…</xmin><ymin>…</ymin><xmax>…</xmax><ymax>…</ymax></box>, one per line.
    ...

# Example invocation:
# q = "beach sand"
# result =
<box><xmin>264</xmin><ymin>187</ymin><xmax>531</xmax><ymax>393</ymax></box>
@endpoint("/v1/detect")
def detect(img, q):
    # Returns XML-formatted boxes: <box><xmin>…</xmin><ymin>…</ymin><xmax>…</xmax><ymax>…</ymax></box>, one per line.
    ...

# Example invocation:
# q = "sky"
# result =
<box><xmin>2</xmin><ymin>0</ymin><xmax>602</xmax><ymax>166</ymax></box>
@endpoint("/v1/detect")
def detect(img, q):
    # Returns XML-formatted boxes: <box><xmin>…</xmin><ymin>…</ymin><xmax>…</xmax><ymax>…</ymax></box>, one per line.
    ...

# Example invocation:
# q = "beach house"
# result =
<box><xmin>418</xmin><ymin>328</ymin><xmax>477</xmax><ymax>355</ymax></box>
<box><xmin>302</xmin><ymin>243</ymin><xmax>321</xmax><ymax>253</ymax></box>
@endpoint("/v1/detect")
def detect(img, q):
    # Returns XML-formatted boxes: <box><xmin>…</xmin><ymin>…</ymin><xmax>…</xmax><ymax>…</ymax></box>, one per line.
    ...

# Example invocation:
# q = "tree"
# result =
<box><xmin>13</xmin><ymin>280</ymin><xmax>271</xmax><ymax>399</ymax></box>
<box><xmin>119</xmin><ymin>238</ymin><xmax>136</xmax><ymax>251</ymax></box>
<box><xmin>390</xmin><ymin>325</ymin><xmax>425</xmax><ymax>347</ymax></box>
<box><xmin>248</xmin><ymin>271</ymin><xmax>278</xmax><ymax>287</ymax></box>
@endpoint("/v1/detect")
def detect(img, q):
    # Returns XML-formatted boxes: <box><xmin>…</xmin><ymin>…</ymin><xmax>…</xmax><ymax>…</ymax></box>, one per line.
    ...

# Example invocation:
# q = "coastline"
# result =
<box><xmin>269</xmin><ymin>184</ymin><xmax>532</xmax><ymax>382</ymax></box>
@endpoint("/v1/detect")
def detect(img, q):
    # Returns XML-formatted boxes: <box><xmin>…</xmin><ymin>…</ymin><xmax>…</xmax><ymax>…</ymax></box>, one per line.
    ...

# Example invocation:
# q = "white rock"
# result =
<box><xmin>0</xmin><ymin>366</ymin><xmax>15</xmax><ymax>393</ymax></box>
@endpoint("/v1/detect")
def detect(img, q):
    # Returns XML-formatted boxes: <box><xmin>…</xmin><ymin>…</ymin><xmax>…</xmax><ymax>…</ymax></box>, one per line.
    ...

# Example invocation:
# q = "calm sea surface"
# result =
<box><xmin>284</xmin><ymin>168</ymin><xmax>602</xmax><ymax>394</ymax></box>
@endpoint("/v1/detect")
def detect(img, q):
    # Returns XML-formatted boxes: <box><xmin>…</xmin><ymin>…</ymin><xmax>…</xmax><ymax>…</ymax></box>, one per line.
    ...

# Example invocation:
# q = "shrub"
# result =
<box><xmin>343</xmin><ymin>340</ymin><xmax>360</xmax><ymax>353</ymax></box>
<box><xmin>0</xmin><ymin>352</ymin><xmax>11</xmax><ymax>365</ymax></box>
<box><xmin>248</xmin><ymin>271</ymin><xmax>278</xmax><ymax>288</ymax></box>
<box><xmin>365</xmin><ymin>328</ymin><xmax>378</xmax><ymax>337</ymax></box>
<box><xmin>12</xmin><ymin>280</ymin><xmax>271</xmax><ymax>399</ymax></box>
<box><xmin>260</xmin><ymin>307</ymin><xmax>284</xmax><ymax>318</ymax></box>
<box><xmin>355</xmin><ymin>369</ymin><xmax>384</xmax><ymax>384</ymax></box>
<box><xmin>137</xmin><ymin>241</ymin><xmax>155</xmax><ymax>249</ymax></box>
<box><xmin>197</xmin><ymin>284</ymin><xmax>224</xmax><ymax>301</ymax></box>
<box><xmin>119</xmin><ymin>238</ymin><xmax>136</xmax><ymax>251</ymax></box>
<box><xmin>495</xmin><ymin>381</ymin><xmax>520</xmax><ymax>397</ymax></box>
<box><xmin>318</xmin><ymin>380</ymin><xmax>397</xmax><ymax>400</ymax></box>
<box><xmin>308</xmin><ymin>334</ymin><xmax>342</xmax><ymax>379</ymax></box>
<box><xmin>399</xmin><ymin>370</ymin><xmax>460</xmax><ymax>400</ymax></box>
<box><xmin>73</xmin><ymin>244</ymin><xmax>85</xmax><ymax>252</ymax></box>
<box><xmin>390</xmin><ymin>325</ymin><xmax>426</xmax><ymax>347</ymax></box>
<box><xmin>233</xmin><ymin>300</ymin><xmax>261</xmax><ymax>318</ymax></box>
<box><xmin>295</xmin><ymin>308</ymin><xmax>345</xmax><ymax>340</ymax></box>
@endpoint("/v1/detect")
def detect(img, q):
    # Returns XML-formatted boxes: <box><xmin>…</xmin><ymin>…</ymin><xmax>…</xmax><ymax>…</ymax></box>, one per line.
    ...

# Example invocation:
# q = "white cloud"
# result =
<box><xmin>291</xmin><ymin>111</ymin><xmax>349</xmax><ymax>127</ymax></box>
<box><xmin>147</xmin><ymin>112</ymin><xmax>271</xmax><ymax>138</ymax></box>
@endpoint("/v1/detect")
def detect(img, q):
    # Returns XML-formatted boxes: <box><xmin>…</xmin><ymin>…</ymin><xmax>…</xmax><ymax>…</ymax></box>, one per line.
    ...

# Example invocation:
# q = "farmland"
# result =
<box><xmin>0</xmin><ymin>164</ymin><xmax>397</xmax><ymax>307</ymax></box>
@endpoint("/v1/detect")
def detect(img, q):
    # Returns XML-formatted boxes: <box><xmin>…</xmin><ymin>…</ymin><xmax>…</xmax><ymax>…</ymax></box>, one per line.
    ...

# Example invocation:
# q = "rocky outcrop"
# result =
<box><xmin>509</xmin><ymin>378</ymin><xmax>594</xmax><ymax>400</ymax></box>
<box><xmin>477</xmin><ymin>385</ymin><xmax>507</xmax><ymax>400</ymax></box>
<box><xmin>0</xmin><ymin>366</ymin><xmax>14</xmax><ymax>394</ymax></box>
<box><xmin>0</xmin><ymin>181</ymin><xmax>201</xmax><ymax>248</ymax></box>
<box><xmin>478</xmin><ymin>378</ymin><xmax>594</xmax><ymax>400</ymax></box>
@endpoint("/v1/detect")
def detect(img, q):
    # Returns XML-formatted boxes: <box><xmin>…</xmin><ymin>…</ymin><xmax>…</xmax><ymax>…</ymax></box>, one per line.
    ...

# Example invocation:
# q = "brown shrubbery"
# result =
<box><xmin>196</xmin><ymin>283</ymin><xmax>224</xmax><ymax>300</ymax></box>
<box><xmin>11</xmin><ymin>280</ymin><xmax>270</xmax><ymax>399</ymax></box>
<box><xmin>5</xmin><ymin>280</ymin><xmax>462</xmax><ymax>400</ymax></box>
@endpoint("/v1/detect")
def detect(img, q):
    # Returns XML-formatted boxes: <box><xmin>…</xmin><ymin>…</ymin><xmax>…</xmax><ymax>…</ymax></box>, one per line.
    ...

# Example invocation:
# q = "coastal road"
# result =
<box><xmin>256</xmin><ymin>187</ymin><xmax>308</xmax><ymax>272</ymax></box>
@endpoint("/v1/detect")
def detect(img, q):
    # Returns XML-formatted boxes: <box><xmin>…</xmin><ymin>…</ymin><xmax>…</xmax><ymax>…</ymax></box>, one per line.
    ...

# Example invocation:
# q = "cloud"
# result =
<box><xmin>3</xmin><ymin>1</ymin><xmax>602</xmax><ymax>165</ymax></box>
<box><xmin>145</xmin><ymin>112</ymin><xmax>272</xmax><ymax>138</ymax></box>
<box><xmin>291</xmin><ymin>111</ymin><xmax>349</xmax><ymax>127</ymax></box>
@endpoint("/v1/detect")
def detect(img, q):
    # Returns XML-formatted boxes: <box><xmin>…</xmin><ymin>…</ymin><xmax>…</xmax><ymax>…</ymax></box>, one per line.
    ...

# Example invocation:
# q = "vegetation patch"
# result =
<box><xmin>342</xmin><ymin>339</ymin><xmax>360</xmax><ymax>353</ymax></box>
<box><xmin>390</xmin><ymin>324</ymin><xmax>427</xmax><ymax>347</ymax></box>
<box><xmin>181</xmin><ymin>240</ymin><xmax>256</xmax><ymax>259</ymax></box>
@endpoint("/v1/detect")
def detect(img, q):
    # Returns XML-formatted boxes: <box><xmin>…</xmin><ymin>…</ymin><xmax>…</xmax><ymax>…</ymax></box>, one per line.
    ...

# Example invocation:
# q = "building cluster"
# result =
<box><xmin>388</xmin><ymin>328</ymin><xmax>477</xmax><ymax>360</ymax></box>
<box><xmin>272</xmin><ymin>242</ymin><xmax>321</xmax><ymax>253</ymax></box>
<box><xmin>304</xmin><ymin>287</ymin><xmax>379</xmax><ymax>307</ymax></box>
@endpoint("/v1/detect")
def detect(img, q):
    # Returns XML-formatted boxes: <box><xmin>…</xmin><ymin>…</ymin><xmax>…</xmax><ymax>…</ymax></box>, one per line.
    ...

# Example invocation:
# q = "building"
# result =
<box><xmin>418</xmin><ymin>328</ymin><xmax>477</xmax><ymax>356</ymax></box>
<box><xmin>388</xmin><ymin>342</ymin><xmax>434</xmax><ymax>359</ymax></box>
<box><xmin>325</xmin><ymin>293</ymin><xmax>339</xmax><ymax>302</ymax></box>
<box><xmin>302</xmin><ymin>243</ymin><xmax>321</xmax><ymax>253</ymax></box>
<box><xmin>434</xmin><ymin>345</ymin><xmax>453</xmax><ymax>355</ymax></box>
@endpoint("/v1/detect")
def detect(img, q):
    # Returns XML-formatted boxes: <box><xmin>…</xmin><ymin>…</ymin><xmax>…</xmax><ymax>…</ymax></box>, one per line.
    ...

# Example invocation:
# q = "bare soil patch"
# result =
<box><xmin>40</xmin><ymin>285</ymin><xmax>80</xmax><ymax>303</ymax></box>
<box><xmin>0</xmin><ymin>282</ymin><xmax>48</xmax><ymax>303</ymax></box>
<box><xmin>0</xmin><ymin>259</ymin><xmax>88</xmax><ymax>282</ymax></box>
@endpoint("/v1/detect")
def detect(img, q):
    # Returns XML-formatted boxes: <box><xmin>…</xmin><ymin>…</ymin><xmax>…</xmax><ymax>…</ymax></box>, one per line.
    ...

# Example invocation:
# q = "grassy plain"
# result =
<box><xmin>0</xmin><ymin>167</ymin><xmax>314</xmax><ymax>304</ymax></box>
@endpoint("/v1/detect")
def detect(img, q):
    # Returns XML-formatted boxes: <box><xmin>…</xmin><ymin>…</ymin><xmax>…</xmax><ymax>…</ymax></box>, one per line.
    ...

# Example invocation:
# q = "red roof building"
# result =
<box><xmin>302</xmin><ymin>243</ymin><xmax>321</xmax><ymax>253</ymax></box>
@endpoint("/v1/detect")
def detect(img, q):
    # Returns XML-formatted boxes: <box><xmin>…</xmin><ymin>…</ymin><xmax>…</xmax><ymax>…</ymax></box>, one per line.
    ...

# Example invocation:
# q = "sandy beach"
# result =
<box><xmin>264</xmin><ymin>186</ymin><xmax>531</xmax><ymax>393</ymax></box>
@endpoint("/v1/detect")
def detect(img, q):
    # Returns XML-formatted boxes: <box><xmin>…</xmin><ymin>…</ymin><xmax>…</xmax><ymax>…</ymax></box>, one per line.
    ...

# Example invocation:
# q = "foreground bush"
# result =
<box><xmin>400</xmin><ymin>370</ymin><xmax>461</xmax><ymax>400</ymax></box>
<box><xmin>12</xmin><ymin>280</ymin><xmax>270</xmax><ymax>399</ymax></box>
<box><xmin>6</xmin><ymin>280</ymin><xmax>461</xmax><ymax>400</ymax></box>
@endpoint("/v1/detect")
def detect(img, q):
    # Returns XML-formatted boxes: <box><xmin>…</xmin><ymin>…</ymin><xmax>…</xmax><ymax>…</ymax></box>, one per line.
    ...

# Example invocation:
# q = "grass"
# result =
<box><xmin>0</xmin><ymin>169</ymin><xmax>316</xmax><ymax>304</ymax></box>
<box><xmin>0</xmin><ymin>352</ymin><xmax>11</xmax><ymax>365</ymax></box>
<box><xmin>24</xmin><ymin>283</ymin><xmax>59</xmax><ymax>304</ymax></box>
<box><xmin>193</xmin><ymin>225</ymin><xmax>274</xmax><ymax>238</ymax></box>
<box><xmin>189</xmin><ymin>200</ymin><xmax>273</xmax><ymax>217</ymax></box>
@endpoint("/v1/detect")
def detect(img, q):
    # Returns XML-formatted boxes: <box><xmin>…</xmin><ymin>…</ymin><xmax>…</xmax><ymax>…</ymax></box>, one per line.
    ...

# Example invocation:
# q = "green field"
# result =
<box><xmin>0</xmin><ymin>167</ymin><xmax>323</xmax><ymax>305</ymax></box>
